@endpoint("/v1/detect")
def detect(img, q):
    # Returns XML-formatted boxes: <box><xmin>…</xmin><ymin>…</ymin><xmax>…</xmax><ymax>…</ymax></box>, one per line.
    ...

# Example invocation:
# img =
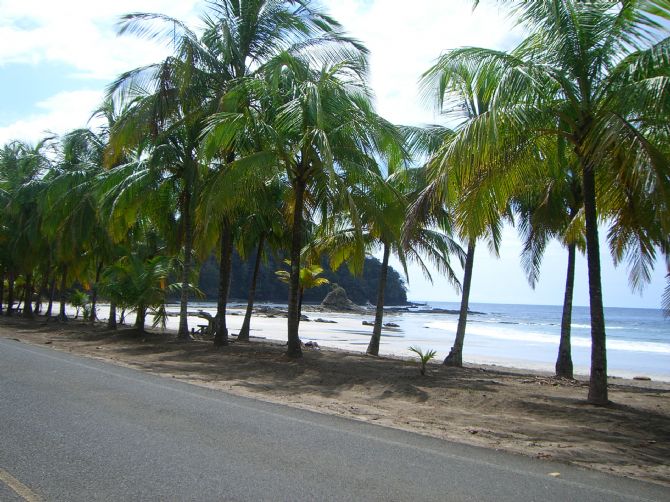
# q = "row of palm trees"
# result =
<box><xmin>0</xmin><ymin>0</ymin><xmax>668</xmax><ymax>406</ymax></box>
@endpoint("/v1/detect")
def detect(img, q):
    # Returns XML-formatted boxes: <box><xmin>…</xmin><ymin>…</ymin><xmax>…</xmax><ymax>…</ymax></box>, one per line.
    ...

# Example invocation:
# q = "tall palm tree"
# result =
<box><xmin>434</xmin><ymin>0</ymin><xmax>670</xmax><ymax>403</ymax></box>
<box><xmin>116</xmin><ymin>0</ymin><xmax>367</xmax><ymax>344</ymax></box>
<box><xmin>0</xmin><ymin>140</ymin><xmax>52</xmax><ymax>317</ymax></box>
<box><xmin>512</xmin><ymin>146</ymin><xmax>585</xmax><ymax>378</ymax></box>
<box><xmin>418</xmin><ymin>60</ymin><xmax>509</xmax><ymax>368</ymax></box>
<box><xmin>206</xmin><ymin>53</ymin><xmax>402</xmax><ymax>357</ymax></box>
<box><xmin>320</xmin><ymin>165</ymin><xmax>463</xmax><ymax>357</ymax></box>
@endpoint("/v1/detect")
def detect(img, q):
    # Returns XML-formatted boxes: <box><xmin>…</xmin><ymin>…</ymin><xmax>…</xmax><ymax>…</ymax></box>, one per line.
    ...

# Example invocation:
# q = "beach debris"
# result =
<box><xmin>315</xmin><ymin>318</ymin><xmax>337</xmax><ymax>323</ymax></box>
<box><xmin>362</xmin><ymin>320</ymin><xmax>374</xmax><ymax>326</ymax></box>
<box><xmin>468</xmin><ymin>429</ymin><xmax>479</xmax><ymax>435</ymax></box>
<box><xmin>304</xmin><ymin>341</ymin><xmax>320</xmax><ymax>350</ymax></box>
<box><xmin>548</xmin><ymin>472</ymin><xmax>561</xmax><ymax>477</ymax></box>
<box><xmin>633</xmin><ymin>376</ymin><xmax>652</xmax><ymax>381</ymax></box>
<box><xmin>384</xmin><ymin>322</ymin><xmax>400</xmax><ymax>328</ymax></box>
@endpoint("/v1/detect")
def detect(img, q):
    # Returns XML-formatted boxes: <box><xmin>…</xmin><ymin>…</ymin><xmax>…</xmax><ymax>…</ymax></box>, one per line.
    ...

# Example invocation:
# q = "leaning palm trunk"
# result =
<box><xmin>178</xmin><ymin>192</ymin><xmax>193</xmax><ymax>339</ymax></box>
<box><xmin>582</xmin><ymin>161</ymin><xmax>608</xmax><ymax>405</ymax></box>
<box><xmin>6</xmin><ymin>271</ymin><xmax>15</xmax><ymax>316</ymax></box>
<box><xmin>238</xmin><ymin>233</ymin><xmax>265</xmax><ymax>342</ymax></box>
<box><xmin>556</xmin><ymin>242</ymin><xmax>576</xmax><ymax>378</ymax></box>
<box><xmin>58</xmin><ymin>267</ymin><xmax>68</xmax><ymax>321</ymax></box>
<box><xmin>367</xmin><ymin>243</ymin><xmax>391</xmax><ymax>356</ymax></box>
<box><xmin>287</xmin><ymin>179</ymin><xmax>306</xmax><ymax>358</ymax></box>
<box><xmin>108</xmin><ymin>301</ymin><xmax>117</xmax><ymax>329</ymax></box>
<box><xmin>22</xmin><ymin>273</ymin><xmax>34</xmax><ymax>318</ymax></box>
<box><xmin>444</xmin><ymin>240</ymin><xmax>476</xmax><ymax>367</ymax></box>
<box><xmin>214</xmin><ymin>222</ymin><xmax>233</xmax><ymax>346</ymax></box>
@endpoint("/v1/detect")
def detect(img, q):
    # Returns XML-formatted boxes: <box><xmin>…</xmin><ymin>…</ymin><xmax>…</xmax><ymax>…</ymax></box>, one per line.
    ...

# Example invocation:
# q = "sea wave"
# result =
<box><xmin>426</xmin><ymin>321</ymin><xmax>670</xmax><ymax>354</ymax></box>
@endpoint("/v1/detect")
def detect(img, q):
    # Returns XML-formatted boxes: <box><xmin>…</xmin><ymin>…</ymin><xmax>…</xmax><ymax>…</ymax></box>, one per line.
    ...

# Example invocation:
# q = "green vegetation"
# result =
<box><xmin>408</xmin><ymin>346</ymin><xmax>438</xmax><ymax>376</ymax></box>
<box><xmin>0</xmin><ymin>1</ymin><xmax>668</xmax><ymax>406</ymax></box>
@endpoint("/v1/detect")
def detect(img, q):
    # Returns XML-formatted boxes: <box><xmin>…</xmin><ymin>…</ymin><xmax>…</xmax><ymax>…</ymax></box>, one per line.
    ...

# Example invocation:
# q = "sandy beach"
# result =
<box><xmin>1</xmin><ymin>314</ymin><xmax>669</xmax><ymax>487</ymax></box>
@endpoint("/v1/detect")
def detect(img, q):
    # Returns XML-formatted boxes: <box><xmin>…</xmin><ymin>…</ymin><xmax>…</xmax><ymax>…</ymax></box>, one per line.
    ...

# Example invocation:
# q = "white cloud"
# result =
<box><xmin>0</xmin><ymin>90</ymin><xmax>103</xmax><ymax>145</ymax></box>
<box><xmin>0</xmin><ymin>0</ymin><xmax>202</xmax><ymax>79</ymax></box>
<box><xmin>325</xmin><ymin>0</ymin><xmax>521</xmax><ymax>125</ymax></box>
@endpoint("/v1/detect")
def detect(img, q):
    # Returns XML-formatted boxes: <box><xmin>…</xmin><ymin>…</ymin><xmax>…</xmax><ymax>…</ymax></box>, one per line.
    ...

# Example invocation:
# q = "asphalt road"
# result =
<box><xmin>0</xmin><ymin>337</ymin><xmax>667</xmax><ymax>501</ymax></box>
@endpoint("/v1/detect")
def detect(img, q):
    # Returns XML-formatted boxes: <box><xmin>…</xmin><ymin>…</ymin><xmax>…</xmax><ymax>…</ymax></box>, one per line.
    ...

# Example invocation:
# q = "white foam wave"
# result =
<box><xmin>426</xmin><ymin>321</ymin><xmax>670</xmax><ymax>354</ymax></box>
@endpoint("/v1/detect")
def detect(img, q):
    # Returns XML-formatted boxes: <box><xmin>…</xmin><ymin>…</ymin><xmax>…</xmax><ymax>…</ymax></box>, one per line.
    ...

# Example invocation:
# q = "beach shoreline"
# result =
<box><xmin>2</xmin><ymin>315</ymin><xmax>669</xmax><ymax>486</ymax></box>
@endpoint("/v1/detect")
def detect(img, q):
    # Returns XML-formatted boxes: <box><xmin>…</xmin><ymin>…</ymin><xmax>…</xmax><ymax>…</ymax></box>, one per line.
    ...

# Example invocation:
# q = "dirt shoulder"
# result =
<box><xmin>2</xmin><ymin>316</ymin><xmax>669</xmax><ymax>486</ymax></box>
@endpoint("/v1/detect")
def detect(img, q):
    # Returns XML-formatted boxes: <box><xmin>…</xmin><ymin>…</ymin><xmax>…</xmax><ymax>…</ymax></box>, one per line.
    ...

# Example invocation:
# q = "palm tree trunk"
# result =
<box><xmin>556</xmin><ymin>243</ymin><xmax>576</xmax><ymax>378</ymax></box>
<box><xmin>108</xmin><ymin>301</ymin><xmax>117</xmax><ymax>330</ymax></box>
<box><xmin>22</xmin><ymin>273</ymin><xmax>34</xmax><ymax>318</ymax></box>
<box><xmin>445</xmin><ymin>240</ymin><xmax>476</xmax><ymax>367</ymax></box>
<box><xmin>178</xmin><ymin>192</ymin><xmax>193</xmax><ymax>339</ymax></box>
<box><xmin>134</xmin><ymin>304</ymin><xmax>146</xmax><ymax>332</ymax></box>
<box><xmin>6</xmin><ymin>271</ymin><xmax>15</xmax><ymax>316</ymax></box>
<box><xmin>238</xmin><ymin>233</ymin><xmax>265</xmax><ymax>342</ymax></box>
<box><xmin>90</xmin><ymin>261</ymin><xmax>103</xmax><ymax>323</ymax></box>
<box><xmin>58</xmin><ymin>267</ymin><xmax>68</xmax><ymax>321</ymax></box>
<box><xmin>582</xmin><ymin>162</ymin><xmax>608</xmax><ymax>405</ymax></box>
<box><xmin>0</xmin><ymin>268</ymin><xmax>5</xmax><ymax>315</ymax></box>
<box><xmin>287</xmin><ymin>179</ymin><xmax>306</xmax><ymax>358</ymax></box>
<box><xmin>46</xmin><ymin>276</ymin><xmax>56</xmax><ymax>317</ymax></box>
<box><xmin>214</xmin><ymin>222</ymin><xmax>233</xmax><ymax>347</ymax></box>
<box><xmin>35</xmin><ymin>272</ymin><xmax>49</xmax><ymax>314</ymax></box>
<box><xmin>367</xmin><ymin>243</ymin><xmax>391</xmax><ymax>356</ymax></box>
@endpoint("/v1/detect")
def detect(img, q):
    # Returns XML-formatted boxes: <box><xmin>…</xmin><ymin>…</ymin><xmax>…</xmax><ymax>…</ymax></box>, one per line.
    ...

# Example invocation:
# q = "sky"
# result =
<box><xmin>0</xmin><ymin>0</ymin><xmax>667</xmax><ymax>309</ymax></box>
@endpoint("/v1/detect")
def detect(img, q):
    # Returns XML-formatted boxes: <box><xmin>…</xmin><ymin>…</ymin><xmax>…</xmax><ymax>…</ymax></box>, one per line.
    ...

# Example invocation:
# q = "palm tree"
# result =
<box><xmin>116</xmin><ymin>0</ymin><xmax>367</xmax><ymax>344</ymax></box>
<box><xmin>101</xmin><ymin>253</ymin><xmax>173</xmax><ymax>333</ymax></box>
<box><xmin>0</xmin><ymin>140</ymin><xmax>52</xmax><ymax>317</ymax></box>
<box><xmin>433</xmin><ymin>0</ymin><xmax>670</xmax><ymax>403</ymax></box>
<box><xmin>321</xmin><ymin>165</ymin><xmax>463</xmax><ymax>357</ymax></box>
<box><xmin>43</xmin><ymin>128</ymin><xmax>115</xmax><ymax>323</ymax></box>
<box><xmin>418</xmin><ymin>60</ymin><xmax>509</xmax><ymax>368</ymax></box>
<box><xmin>512</xmin><ymin>147</ymin><xmax>585</xmax><ymax>378</ymax></box>
<box><xmin>206</xmin><ymin>52</ymin><xmax>402</xmax><ymax>357</ymax></box>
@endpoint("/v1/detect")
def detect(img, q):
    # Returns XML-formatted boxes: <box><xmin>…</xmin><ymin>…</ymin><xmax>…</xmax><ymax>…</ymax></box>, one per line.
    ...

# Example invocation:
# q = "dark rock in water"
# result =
<box><xmin>321</xmin><ymin>284</ymin><xmax>364</xmax><ymax>312</ymax></box>
<box><xmin>633</xmin><ymin>376</ymin><xmax>652</xmax><ymax>381</ymax></box>
<box><xmin>301</xmin><ymin>314</ymin><xmax>310</xmax><ymax>321</ymax></box>
<box><xmin>384</xmin><ymin>322</ymin><xmax>399</xmax><ymax>328</ymax></box>
<box><xmin>304</xmin><ymin>341</ymin><xmax>320</xmax><ymax>349</ymax></box>
<box><xmin>315</xmin><ymin>318</ymin><xmax>337</xmax><ymax>324</ymax></box>
<box><xmin>362</xmin><ymin>320</ymin><xmax>374</xmax><ymax>326</ymax></box>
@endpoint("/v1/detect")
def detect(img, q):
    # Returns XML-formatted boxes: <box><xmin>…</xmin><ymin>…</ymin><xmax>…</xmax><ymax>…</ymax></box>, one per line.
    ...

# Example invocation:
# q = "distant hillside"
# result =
<box><xmin>197</xmin><ymin>251</ymin><xmax>408</xmax><ymax>306</ymax></box>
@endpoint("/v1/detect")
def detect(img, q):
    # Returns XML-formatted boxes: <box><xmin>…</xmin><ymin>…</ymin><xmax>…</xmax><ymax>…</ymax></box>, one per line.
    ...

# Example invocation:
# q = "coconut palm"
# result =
<box><xmin>432</xmin><ymin>0</ymin><xmax>670</xmax><ymax>403</ymax></box>
<box><xmin>205</xmin><ymin>52</ymin><xmax>402</xmax><ymax>357</ymax></box>
<box><xmin>512</xmin><ymin>146</ymin><xmax>585</xmax><ymax>378</ymax></box>
<box><xmin>115</xmin><ymin>0</ymin><xmax>367</xmax><ymax>343</ymax></box>
<box><xmin>418</xmin><ymin>60</ymin><xmax>510</xmax><ymax>368</ymax></box>
<box><xmin>0</xmin><ymin>140</ymin><xmax>52</xmax><ymax>317</ymax></box>
<box><xmin>320</xmin><ymin>165</ymin><xmax>463</xmax><ymax>357</ymax></box>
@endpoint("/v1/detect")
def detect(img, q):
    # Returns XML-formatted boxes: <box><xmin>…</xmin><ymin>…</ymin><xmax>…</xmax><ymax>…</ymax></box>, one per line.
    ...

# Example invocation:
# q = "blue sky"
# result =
<box><xmin>0</xmin><ymin>0</ymin><xmax>667</xmax><ymax>309</ymax></box>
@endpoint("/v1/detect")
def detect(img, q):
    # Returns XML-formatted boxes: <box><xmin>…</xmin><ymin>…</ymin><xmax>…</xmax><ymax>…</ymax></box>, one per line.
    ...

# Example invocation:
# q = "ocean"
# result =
<box><xmin>387</xmin><ymin>302</ymin><xmax>670</xmax><ymax>381</ymax></box>
<box><xmin>184</xmin><ymin>300</ymin><xmax>669</xmax><ymax>381</ymax></box>
<box><xmin>62</xmin><ymin>300</ymin><xmax>670</xmax><ymax>381</ymax></box>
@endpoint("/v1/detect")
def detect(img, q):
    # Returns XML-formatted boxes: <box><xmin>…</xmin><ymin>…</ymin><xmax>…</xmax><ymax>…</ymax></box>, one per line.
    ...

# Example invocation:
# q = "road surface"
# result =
<box><xmin>0</xmin><ymin>337</ymin><xmax>667</xmax><ymax>501</ymax></box>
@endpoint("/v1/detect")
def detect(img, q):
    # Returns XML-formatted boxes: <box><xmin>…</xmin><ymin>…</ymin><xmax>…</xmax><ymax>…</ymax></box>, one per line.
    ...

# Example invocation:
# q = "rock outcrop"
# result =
<box><xmin>320</xmin><ymin>284</ymin><xmax>364</xmax><ymax>312</ymax></box>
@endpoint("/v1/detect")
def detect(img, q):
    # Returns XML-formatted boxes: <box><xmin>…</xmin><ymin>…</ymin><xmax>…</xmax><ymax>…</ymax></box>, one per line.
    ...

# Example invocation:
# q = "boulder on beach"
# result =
<box><xmin>320</xmin><ymin>284</ymin><xmax>364</xmax><ymax>312</ymax></box>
